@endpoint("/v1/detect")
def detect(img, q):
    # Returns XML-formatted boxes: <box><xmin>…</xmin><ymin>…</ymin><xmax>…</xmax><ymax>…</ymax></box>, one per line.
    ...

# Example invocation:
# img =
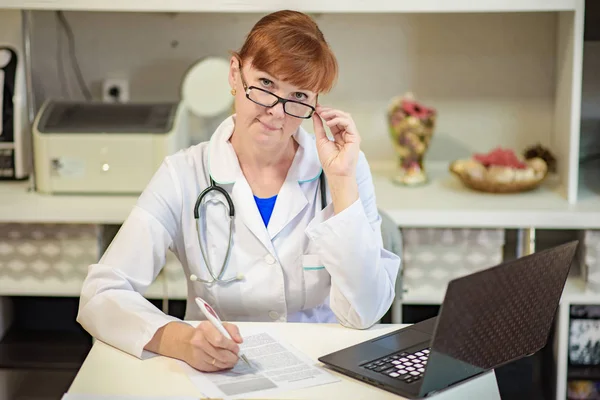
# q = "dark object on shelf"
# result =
<box><xmin>569</xmin><ymin>319</ymin><xmax>600</xmax><ymax>365</ymax></box>
<box><xmin>569</xmin><ymin>305</ymin><xmax>600</xmax><ymax>367</ymax></box>
<box><xmin>568</xmin><ymin>365</ymin><xmax>600</xmax><ymax>381</ymax></box>
<box><xmin>571</xmin><ymin>305</ymin><xmax>600</xmax><ymax>319</ymax></box>
<box><xmin>523</xmin><ymin>143</ymin><xmax>557</xmax><ymax>173</ymax></box>
<box><xmin>585</xmin><ymin>0</ymin><xmax>600</xmax><ymax>41</ymax></box>
<box><xmin>567</xmin><ymin>380</ymin><xmax>600</xmax><ymax>400</ymax></box>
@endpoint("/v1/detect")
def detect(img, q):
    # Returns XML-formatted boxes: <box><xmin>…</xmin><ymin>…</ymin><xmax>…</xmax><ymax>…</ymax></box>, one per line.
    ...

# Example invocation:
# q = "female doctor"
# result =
<box><xmin>77</xmin><ymin>10</ymin><xmax>400</xmax><ymax>373</ymax></box>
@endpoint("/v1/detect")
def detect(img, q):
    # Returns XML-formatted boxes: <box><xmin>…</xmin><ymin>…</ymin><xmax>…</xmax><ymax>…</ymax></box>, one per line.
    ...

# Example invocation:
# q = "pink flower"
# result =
<box><xmin>402</xmin><ymin>99</ymin><xmax>435</xmax><ymax>119</ymax></box>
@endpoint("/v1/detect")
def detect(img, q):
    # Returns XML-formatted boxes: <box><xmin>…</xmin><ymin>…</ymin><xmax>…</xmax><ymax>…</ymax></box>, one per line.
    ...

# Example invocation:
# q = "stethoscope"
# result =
<box><xmin>189</xmin><ymin>172</ymin><xmax>328</xmax><ymax>285</ymax></box>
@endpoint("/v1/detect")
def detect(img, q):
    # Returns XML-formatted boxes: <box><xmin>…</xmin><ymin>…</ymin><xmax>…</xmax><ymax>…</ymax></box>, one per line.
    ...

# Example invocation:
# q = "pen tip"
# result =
<box><xmin>241</xmin><ymin>355</ymin><xmax>252</xmax><ymax>367</ymax></box>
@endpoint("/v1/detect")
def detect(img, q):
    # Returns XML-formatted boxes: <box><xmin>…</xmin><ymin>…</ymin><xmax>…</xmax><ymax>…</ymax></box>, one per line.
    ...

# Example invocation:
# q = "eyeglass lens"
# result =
<box><xmin>247</xmin><ymin>88</ymin><xmax>313</xmax><ymax>118</ymax></box>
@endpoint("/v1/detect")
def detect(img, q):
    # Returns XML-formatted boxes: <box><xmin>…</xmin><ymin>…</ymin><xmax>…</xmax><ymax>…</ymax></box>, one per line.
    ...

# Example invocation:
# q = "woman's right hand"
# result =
<box><xmin>183</xmin><ymin>321</ymin><xmax>244</xmax><ymax>372</ymax></box>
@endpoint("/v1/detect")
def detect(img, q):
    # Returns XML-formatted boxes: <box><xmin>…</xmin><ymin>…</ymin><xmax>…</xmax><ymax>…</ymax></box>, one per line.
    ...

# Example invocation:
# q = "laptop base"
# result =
<box><xmin>416</xmin><ymin>370</ymin><xmax>501</xmax><ymax>400</ymax></box>
<box><xmin>323</xmin><ymin>364</ymin><xmax>501</xmax><ymax>400</ymax></box>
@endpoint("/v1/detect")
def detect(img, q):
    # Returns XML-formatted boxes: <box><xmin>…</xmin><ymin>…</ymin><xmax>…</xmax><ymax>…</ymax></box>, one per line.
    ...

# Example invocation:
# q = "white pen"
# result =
<box><xmin>194</xmin><ymin>297</ymin><xmax>252</xmax><ymax>368</ymax></box>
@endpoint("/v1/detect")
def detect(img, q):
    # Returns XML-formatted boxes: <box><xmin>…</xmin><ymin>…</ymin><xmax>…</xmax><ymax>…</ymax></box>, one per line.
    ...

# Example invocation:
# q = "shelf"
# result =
<box><xmin>0</xmin><ymin>265</ymin><xmax>188</xmax><ymax>300</ymax></box>
<box><xmin>403</xmin><ymin>284</ymin><xmax>445</xmax><ymax>305</ymax></box>
<box><xmin>404</xmin><ymin>274</ymin><xmax>600</xmax><ymax>306</ymax></box>
<box><xmin>0</xmin><ymin>0</ymin><xmax>579</xmax><ymax>13</ymax></box>
<box><xmin>3</xmin><ymin>160</ymin><xmax>600</xmax><ymax>228</ymax></box>
<box><xmin>0</xmin><ymin>181</ymin><xmax>137</xmax><ymax>224</ymax></box>
<box><xmin>371</xmin><ymin>161</ymin><xmax>600</xmax><ymax>229</ymax></box>
<box><xmin>562</xmin><ymin>275</ymin><xmax>600</xmax><ymax>304</ymax></box>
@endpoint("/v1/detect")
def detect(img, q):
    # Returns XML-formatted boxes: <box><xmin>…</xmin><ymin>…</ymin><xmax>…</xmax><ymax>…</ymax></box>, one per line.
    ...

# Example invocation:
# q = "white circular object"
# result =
<box><xmin>0</xmin><ymin>49</ymin><xmax>12</xmax><ymax>69</ymax></box>
<box><xmin>181</xmin><ymin>57</ymin><xmax>233</xmax><ymax>117</ymax></box>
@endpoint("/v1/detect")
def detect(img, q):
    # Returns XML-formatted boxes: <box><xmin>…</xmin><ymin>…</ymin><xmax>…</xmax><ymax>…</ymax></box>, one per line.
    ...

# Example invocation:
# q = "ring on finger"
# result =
<box><xmin>211</xmin><ymin>358</ymin><xmax>216</xmax><ymax>366</ymax></box>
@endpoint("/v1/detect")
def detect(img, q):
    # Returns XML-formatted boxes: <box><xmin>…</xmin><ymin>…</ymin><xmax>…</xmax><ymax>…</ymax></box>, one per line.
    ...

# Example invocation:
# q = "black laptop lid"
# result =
<box><xmin>419</xmin><ymin>240</ymin><xmax>578</xmax><ymax>397</ymax></box>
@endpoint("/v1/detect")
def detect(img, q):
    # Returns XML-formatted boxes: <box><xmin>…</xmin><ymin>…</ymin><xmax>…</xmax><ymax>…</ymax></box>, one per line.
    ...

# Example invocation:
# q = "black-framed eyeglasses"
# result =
<box><xmin>237</xmin><ymin>60</ymin><xmax>317</xmax><ymax>119</ymax></box>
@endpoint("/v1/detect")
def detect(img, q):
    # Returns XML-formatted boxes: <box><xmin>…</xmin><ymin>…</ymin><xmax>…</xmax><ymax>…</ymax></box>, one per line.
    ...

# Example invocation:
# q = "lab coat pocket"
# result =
<box><xmin>302</xmin><ymin>254</ymin><xmax>331</xmax><ymax>310</ymax></box>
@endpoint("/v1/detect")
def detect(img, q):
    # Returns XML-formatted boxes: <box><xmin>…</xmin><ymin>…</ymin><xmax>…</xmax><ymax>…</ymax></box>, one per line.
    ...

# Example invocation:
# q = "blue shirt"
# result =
<box><xmin>254</xmin><ymin>194</ymin><xmax>277</xmax><ymax>227</ymax></box>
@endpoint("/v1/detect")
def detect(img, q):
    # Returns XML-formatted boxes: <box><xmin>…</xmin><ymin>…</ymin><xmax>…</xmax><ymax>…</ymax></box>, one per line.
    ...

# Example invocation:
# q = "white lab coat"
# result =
<box><xmin>77</xmin><ymin>115</ymin><xmax>401</xmax><ymax>359</ymax></box>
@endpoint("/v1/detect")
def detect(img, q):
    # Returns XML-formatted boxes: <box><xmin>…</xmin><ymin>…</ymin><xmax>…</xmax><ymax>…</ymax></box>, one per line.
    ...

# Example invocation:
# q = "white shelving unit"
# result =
<box><xmin>0</xmin><ymin>0</ymin><xmax>580</xmax><ymax>13</ymax></box>
<box><xmin>0</xmin><ymin>2</ymin><xmax>591</xmax><ymax>400</ymax></box>
<box><xmin>0</xmin><ymin>1</ymin><xmax>587</xmax><ymax>218</ymax></box>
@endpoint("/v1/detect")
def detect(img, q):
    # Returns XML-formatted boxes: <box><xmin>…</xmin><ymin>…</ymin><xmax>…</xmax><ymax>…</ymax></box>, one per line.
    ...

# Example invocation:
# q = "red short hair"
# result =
<box><xmin>233</xmin><ymin>10</ymin><xmax>338</xmax><ymax>93</ymax></box>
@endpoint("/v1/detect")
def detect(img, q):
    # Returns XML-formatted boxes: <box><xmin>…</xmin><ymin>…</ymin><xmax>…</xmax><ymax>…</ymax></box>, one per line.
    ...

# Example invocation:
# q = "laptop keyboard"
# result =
<box><xmin>361</xmin><ymin>348</ymin><xmax>430</xmax><ymax>384</ymax></box>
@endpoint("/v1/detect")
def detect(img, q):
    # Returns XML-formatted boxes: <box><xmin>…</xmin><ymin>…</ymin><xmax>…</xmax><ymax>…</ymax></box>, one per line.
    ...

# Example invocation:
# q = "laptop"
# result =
<box><xmin>319</xmin><ymin>240</ymin><xmax>578</xmax><ymax>398</ymax></box>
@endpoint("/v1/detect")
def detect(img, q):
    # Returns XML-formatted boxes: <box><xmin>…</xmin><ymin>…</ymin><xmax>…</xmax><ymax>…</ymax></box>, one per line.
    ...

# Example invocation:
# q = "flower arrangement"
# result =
<box><xmin>387</xmin><ymin>93</ymin><xmax>437</xmax><ymax>185</ymax></box>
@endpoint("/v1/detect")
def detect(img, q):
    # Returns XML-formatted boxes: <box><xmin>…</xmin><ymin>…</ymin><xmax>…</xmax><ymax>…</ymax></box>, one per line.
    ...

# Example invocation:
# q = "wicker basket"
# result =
<box><xmin>449</xmin><ymin>157</ymin><xmax>548</xmax><ymax>194</ymax></box>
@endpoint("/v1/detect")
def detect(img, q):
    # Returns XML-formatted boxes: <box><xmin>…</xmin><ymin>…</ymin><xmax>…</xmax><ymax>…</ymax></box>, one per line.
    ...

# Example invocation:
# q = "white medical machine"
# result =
<box><xmin>32</xmin><ymin>56</ymin><xmax>233</xmax><ymax>195</ymax></box>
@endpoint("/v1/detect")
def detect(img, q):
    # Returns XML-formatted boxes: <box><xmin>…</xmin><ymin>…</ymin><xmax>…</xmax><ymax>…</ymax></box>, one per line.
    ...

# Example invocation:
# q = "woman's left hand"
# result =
<box><xmin>313</xmin><ymin>105</ymin><xmax>361</xmax><ymax>179</ymax></box>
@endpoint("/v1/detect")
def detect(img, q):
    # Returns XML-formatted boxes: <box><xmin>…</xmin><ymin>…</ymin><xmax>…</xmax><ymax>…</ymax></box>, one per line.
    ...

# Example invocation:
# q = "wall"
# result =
<box><xmin>29</xmin><ymin>10</ymin><xmax>558</xmax><ymax>165</ymax></box>
<box><xmin>580</xmin><ymin>41</ymin><xmax>600</xmax><ymax>161</ymax></box>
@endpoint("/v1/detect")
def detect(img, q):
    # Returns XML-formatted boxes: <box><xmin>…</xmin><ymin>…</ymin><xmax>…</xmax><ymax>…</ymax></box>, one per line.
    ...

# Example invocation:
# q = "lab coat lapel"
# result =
<box><xmin>207</xmin><ymin>116</ymin><xmax>240</xmax><ymax>185</ymax></box>
<box><xmin>267</xmin><ymin>126</ymin><xmax>322</xmax><ymax>239</ymax></box>
<box><xmin>267</xmin><ymin>179</ymin><xmax>307</xmax><ymax>240</ymax></box>
<box><xmin>208</xmin><ymin>116</ymin><xmax>274</xmax><ymax>252</ymax></box>
<box><xmin>232</xmin><ymin>177</ymin><xmax>275</xmax><ymax>254</ymax></box>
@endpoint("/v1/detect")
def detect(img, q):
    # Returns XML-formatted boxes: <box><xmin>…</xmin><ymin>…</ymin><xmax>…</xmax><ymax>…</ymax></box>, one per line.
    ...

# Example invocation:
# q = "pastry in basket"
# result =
<box><xmin>450</xmin><ymin>147</ymin><xmax>548</xmax><ymax>193</ymax></box>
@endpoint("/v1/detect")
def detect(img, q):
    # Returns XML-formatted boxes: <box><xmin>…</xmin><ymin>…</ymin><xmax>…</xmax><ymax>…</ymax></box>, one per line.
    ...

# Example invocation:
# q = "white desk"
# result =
<box><xmin>67</xmin><ymin>322</ymin><xmax>500</xmax><ymax>399</ymax></box>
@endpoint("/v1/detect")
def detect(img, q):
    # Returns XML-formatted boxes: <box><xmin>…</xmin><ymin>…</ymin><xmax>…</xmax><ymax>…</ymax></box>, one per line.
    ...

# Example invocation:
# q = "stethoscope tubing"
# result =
<box><xmin>192</xmin><ymin>172</ymin><xmax>327</xmax><ymax>285</ymax></box>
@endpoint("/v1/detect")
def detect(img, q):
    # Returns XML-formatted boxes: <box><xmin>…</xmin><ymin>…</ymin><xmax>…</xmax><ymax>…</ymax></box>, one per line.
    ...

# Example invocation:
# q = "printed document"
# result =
<box><xmin>179</xmin><ymin>328</ymin><xmax>339</xmax><ymax>399</ymax></box>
